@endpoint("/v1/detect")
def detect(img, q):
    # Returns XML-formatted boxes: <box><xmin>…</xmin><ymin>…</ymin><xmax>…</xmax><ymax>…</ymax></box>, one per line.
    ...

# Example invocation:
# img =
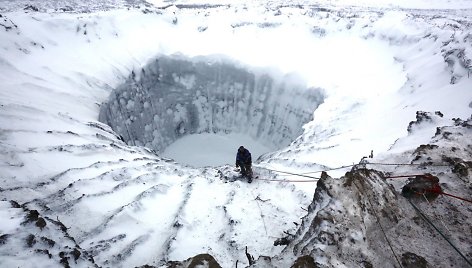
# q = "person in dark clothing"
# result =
<box><xmin>236</xmin><ymin>146</ymin><xmax>253</xmax><ymax>182</ymax></box>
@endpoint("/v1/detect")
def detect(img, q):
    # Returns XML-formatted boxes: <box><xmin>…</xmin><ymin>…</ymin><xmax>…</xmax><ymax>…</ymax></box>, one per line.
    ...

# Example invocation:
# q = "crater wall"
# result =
<box><xmin>99</xmin><ymin>55</ymin><xmax>324</xmax><ymax>153</ymax></box>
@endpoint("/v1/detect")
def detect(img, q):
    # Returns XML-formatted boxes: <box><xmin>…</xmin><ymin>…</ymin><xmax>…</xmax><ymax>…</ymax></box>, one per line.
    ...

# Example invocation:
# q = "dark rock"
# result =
<box><xmin>274</xmin><ymin>235</ymin><xmax>293</xmax><ymax>246</ymax></box>
<box><xmin>401</xmin><ymin>252</ymin><xmax>428</xmax><ymax>268</ymax></box>
<box><xmin>452</xmin><ymin>161</ymin><xmax>472</xmax><ymax>177</ymax></box>
<box><xmin>381</xmin><ymin>208</ymin><xmax>399</xmax><ymax>224</ymax></box>
<box><xmin>442</xmin><ymin>156</ymin><xmax>463</xmax><ymax>166</ymax></box>
<box><xmin>59</xmin><ymin>251</ymin><xmax>70</xmax><ymax>268</ymax></box>
<box><xmin>291</xmin><ymin>256</ymin><xmax>317</xmax><ymax>268</ymax></box>
<box><xmin>58</xmin><ymin>6</ymin><xmax>74</xmax><ymax>12</ymax></box>
<box><xmin>407</xmin><ymin>111</ymin><xmax>433</xmax><ymax>133</ymax></box>
<box><xmin>24</xmin><ymin>5</ymin><xmax>39</xmax><ymax>11</ymax></box>
<box><xmin>167</xmin><ymin>253</ymin><xmax>222</xmax><ymax>268</ymax></box>
<box><xmin>36</xmin><ymin>217</ymin><xmax>47</xmax><ymax>230</ymax></box>
<box><xmin>71</xmin><ymin>248</ymin><xmax>81</xmax><ymax>261</ymax></box>
<box><xmin>361</xmin><ymin>260</ymin><xmax>373</xmax><ymax>268</ymax></box>
<box><xmin>453</xmin><ymin>117</ymin><xmax>463</xmax><ymax>125</ymax></box>
<box><xmin>48</xmin><ymin>217</ymin><xmax>69</xmax><ymax>233</ymax></box>
<box><xmin>41</xmin><ymin>237</ymin><xmax>56</xmax><ymax>247</ymax></box>
<box><xmin>24</xmin><ymin>210</ymin><xmax>39</xmax><ymax>223</ymax></box>
<box><xmin>413</xmin><ymin>144</ymin><xmax>438</xmax><ymax>156</ymax></box>
<box><xmin>442</xmin><ymin>156</ymin><xmax>472</xmax><ymax>177</ymax></box>
<box><xmin>188</xmin><ymin>254</ymin><xmax>221</xmax><ymax>268</ymax></box>
<box><xmin>35</xmin><ymin>249</ymin><xmax>52</xmax><ymax>258</ymax></box>
<box><xmin>10</xmin><ymin>200</ymin><xmax>21</xmax><ymax>208</ymax></box>
<box><xmin>453</xmin><ymin>117</ymin><xmax>472</xmax><ymax>128</ymax></box>
<box><xmin>316</xmin><ymin>231</ymin><xmax>335</xmax><ymax>245</ymax></box>
<box><xmin>26</xmin><ymin>234</ymin><xmax>36</xmax><ymax>247</ymax></box>
<box><xmin>343</xmin><ymin>169</ymin><xmax>375</xmax><ymax>188</ymax></box>
<box><xmin>0</xmin><ymin>234</ymin><xmax>10</xmax><ymax>245</ymax></box>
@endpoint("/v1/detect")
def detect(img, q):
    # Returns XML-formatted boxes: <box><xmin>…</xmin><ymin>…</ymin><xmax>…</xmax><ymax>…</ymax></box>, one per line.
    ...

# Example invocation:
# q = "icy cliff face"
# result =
<box><xmin>99</xmin><ymin>55</ymin><xmax>324</xmax><ymax>152</ymax></box>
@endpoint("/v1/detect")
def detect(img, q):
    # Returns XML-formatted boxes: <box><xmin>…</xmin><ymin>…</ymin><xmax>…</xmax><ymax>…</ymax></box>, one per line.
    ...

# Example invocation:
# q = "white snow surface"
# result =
<box><xmin>162</xmin><ymin>133</ymin><xmax>273</xmax><ymax>167</ymax></box>
<box><xmin>0</xmin><ymin>0</ymin><xmax>471</xmax><ymax>267</ymax></box>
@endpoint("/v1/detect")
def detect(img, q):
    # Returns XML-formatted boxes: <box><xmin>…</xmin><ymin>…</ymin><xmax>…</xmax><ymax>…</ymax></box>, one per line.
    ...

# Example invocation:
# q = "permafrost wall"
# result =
<box><xmin>99</xmin><ymin>55</ymin><xmax>324</xmax><ymax>152</ymax></box>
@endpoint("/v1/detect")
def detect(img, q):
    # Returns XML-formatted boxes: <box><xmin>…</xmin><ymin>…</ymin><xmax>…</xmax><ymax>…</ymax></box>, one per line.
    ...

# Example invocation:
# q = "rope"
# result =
<box><xmin>407</xmin><ymin>198</ymin><xmax>472</xmax><ymax>267</ymax></box>
<box><xmin>254</xmin><ymin>166</ymin><xmax>320</xmax><ymax>181</ymax></box>
<box><xmin>300</xmin><ymin>164</ymin><xmax>356</xmax><ymax>174</ymax></box>
<box><xmin>359</xmin><ymin>181</ymin><xmax>404</xmax><ymax>268</ymax></box>
<box><xmin>252</xmin><ymin>163</ymin><xmax>470</xmax><ymax>266</ymax></box>
<box><xmin>250</xmin><ymin>191</ymin><xmax>268</xmax><ymax>235</ymax></box>
<box><xmin>384</xmin><ymin>174</ymin><xmax>426</xmax><ymax>179</ymax></box>
<box><xmin>366</xmin><ymin>162</ymin><xmax>450</xmax><ymax>167</ymax></box>
<box><xmin>253</xmin><ymin>168</ymin><xmax>471</xmax><ymax>205</ymax></box>
<box><xmin>370</xmin><ymin>199</ymin><xmax>404</xmax><ymax>268</ymax></box>
<box><xmin>426</xmin><ymin>189</ymin><xmax>472</xmax><ymax>204</ymax></box>
<box><xmin>253</xmin><ymin>177</ymin><xmax>318</xmax><ymax>183</ymax></box>
<box><xmin>259</xmin><ymin>161</ymin><xmax>449</xmax><ymax>178</ymax></box>
<box><xmin>421</xmin><ymin>193</ymin><xmax>451</xmax><ymax>235</ymax></box>
<box><xmin>252</xmin><ymin>162</ymin><xmax>471</xmax><ymax>266</ymax></box>
<box><xmin>300</xmin><ymin>162</ymin><xmax>443</xmax><ymax>175</ymax></box>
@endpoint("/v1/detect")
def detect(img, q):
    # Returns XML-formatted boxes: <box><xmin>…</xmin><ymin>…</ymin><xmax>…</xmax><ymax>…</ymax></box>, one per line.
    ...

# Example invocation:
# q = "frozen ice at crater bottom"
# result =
<box><xmin>161</xmin><ymin>132</ymin><xmax>273</xmax><ymax>167</ymax></box>
<box><xmin>99</xmin><ymin>55</ymin><xmax>324</xmax><ymax>166</ymax></box>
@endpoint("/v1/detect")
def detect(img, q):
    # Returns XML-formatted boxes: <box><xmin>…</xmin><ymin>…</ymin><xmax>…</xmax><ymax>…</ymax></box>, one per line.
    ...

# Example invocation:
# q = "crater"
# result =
<box><xmin>99</xmin><ymin>55</ymin><xmax>324</xmax><ymax>167</ymax></box>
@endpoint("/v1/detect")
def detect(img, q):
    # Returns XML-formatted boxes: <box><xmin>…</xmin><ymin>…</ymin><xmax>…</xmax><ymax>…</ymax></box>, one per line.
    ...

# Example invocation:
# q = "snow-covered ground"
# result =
<box><xmin>162</xmin><ymin>133</ymin><xmax>273</xmax><ymax>167</ymax></box>
<box><xmin>1</xmin><ymin>0</ymin><xmax>471</xmax><ymax>267</ymax></box>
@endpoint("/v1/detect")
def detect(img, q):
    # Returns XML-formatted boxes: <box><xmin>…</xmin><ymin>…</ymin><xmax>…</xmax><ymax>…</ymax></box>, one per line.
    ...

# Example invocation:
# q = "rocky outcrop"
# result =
<box><xmin>258</xmin><ymin>116</ymin><xmax>472</xmax><ymax>267</ymax></box>
<box><xmin>407</xmin><ymin>111</ymin><xmax>444</xmax><ymax>134</ymax></box>
<box><xmin>138</xmin><ymin>253</ymin><xmax>222</xmax><ymax>268</ymax></box>
<box><xmin>277</xmin><ymin>169</ymin><xmax>407</xmax><ymax>267</ymax></box>
<box><xmin>0</xmin><ymin>201</ymin><xmax>97</xmax><ymax>268</ymax></box>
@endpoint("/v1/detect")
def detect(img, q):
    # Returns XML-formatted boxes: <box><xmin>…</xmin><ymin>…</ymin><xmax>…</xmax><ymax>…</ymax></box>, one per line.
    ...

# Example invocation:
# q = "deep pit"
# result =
<box><xmin>99</xmin><ymin>55</ymin><xmax>324</xmax><ymax>166</ymax></box>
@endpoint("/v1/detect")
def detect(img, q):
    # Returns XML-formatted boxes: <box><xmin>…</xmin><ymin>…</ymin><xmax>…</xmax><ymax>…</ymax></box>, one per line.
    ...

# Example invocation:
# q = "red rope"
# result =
<box><xmin>426</xmin><ymin>189</ymin><xmax>472</xmax><ymax>204</ymax></box>
<box><xmin>384</xmin><ymin>174</ymin><xmax>425</xmax><ymax>179</ymax></box>
<box><xmin>384</xmin><ymin>174</ymin><xmax>437</xmax><ymax>180</ymax></box>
